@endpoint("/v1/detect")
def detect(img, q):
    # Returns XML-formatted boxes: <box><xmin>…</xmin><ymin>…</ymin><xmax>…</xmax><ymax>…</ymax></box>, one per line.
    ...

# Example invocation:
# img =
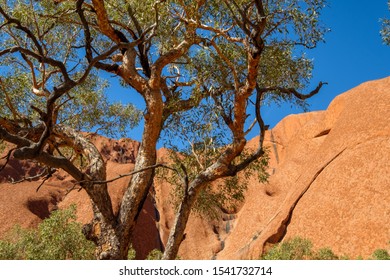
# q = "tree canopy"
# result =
<box><xmin>0</xmin><ymin>0</ymin><xmax>327</xmax><ymax>259</ymax></box>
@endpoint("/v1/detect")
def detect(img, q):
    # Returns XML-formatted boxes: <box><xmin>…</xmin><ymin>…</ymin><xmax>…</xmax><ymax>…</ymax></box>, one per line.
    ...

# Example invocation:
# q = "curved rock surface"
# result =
<box><xmin>214</xmin><ymin>77</ymin><xmax>390</xmax><ymax>259</ymax></box>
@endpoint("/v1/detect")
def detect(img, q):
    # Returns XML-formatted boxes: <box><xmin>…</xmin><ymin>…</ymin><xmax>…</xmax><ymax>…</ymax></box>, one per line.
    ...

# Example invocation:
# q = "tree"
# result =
<box><xmin>0</xmin><ymin>0</ymin><xmax>142</xmax><ymax>259</ymax></box>
<box><xmin>158</xmin><ymin>0</ymin><xmax>327</xmax><ymax>259</ymax></box>
<box><xmin>0</xmin><ymin>0</ymin><xmax>327</xmax><ymax>260</ymax></box>
<box><xmin>382</xmin><ymin>1</ymin><xmax>390</xmax><ymax>45</ymax></box>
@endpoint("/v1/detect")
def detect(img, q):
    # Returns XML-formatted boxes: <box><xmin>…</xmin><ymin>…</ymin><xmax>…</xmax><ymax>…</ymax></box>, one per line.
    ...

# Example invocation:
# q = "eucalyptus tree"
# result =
<box><xmin>0</xmin><ymin>0</ymin><xmax>142</xmax><ymax>259</ymax></box>
<box><xmin>0</xmin><ymin>0</ymin><xmax>327</xmax><ymax>260</ymax></box>
<box><xmin>157</xmin><ymin>0</ymin><xmax>328</xmax><ymax>259</ymax></box>
<box><xmin>382</xmin><ymin>1</ymin><xmax>390</xmax><ymax>45</ymax></box>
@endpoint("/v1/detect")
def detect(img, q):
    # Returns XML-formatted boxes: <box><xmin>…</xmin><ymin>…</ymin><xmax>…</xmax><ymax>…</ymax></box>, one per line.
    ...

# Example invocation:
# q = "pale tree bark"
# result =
<box><xmin>163</xmin><ymin>0</ymin><xmax>266</xmax><ymax>260</ymax></box>
<box><xmin>87</xmin><ymin>0</ymin><xmax>203</xmax><ymax>259</ymax></box>
<box><xmin>0</xmin><ymin>121</ymin><xmax>120</xmax><ymax>259</ymax></box>
<box><xmin>163</xmin><ymin>79</ymin><xmax>262</xmax><ymax>260</ymax></box>
<box><xmin>115</xmin><ymin>87</ymin><xmax>164</xmax><ymax>258</ymax></box>
<box><xmin>162</xmin><ymin>94</ymin><xmax>262</xmax><ymax>259</ymax></box>
<box><xmin>53</xmin><ymin>126</ymin><xmax>120</xmax><ymax>260</ymax></box>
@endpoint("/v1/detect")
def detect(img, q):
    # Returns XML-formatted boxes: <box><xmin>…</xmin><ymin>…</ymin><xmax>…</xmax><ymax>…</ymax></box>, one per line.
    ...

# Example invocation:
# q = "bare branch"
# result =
<box><xmin>0</xmin><ymin>5</ymin><xmax>44</xmax><ymax>56</ymax></box>
<box><xmin>6</xmin><ymin>162</ymin><xmax>54</xmax><ymax>192</ymax></box>
<box><xmin>244</xmin><ymin>118</ymin><xmax>257</xmax><ymax>136</ymax></box>
<box><xmin>0</xmin><ymin>125</ymin><xmax>85</xmax><ymax>182</ymax></box>
<box><xmin>0</xmin><ymin>78</ymin><xmax>22</xmax><ymax>120</ymax></box>
<box><xmin>255</xmin><ymin>83</ymin><xmax>266</xmax><ymax>141</ymax></box>
<box><xmin>209</xmin><ymin>39</ymin><xmax>240</xmax><ymax>90</ymax></box>
<box><xmin>76</xmin><ymin>163</ymin><xmax>182</xmax><ymax>185</ymax></box>
<box><xmin>76</xmin><ymin>0</ymin><xmax>93</xmax><ymax>62</ymax></box>
<box><xmin>36</xmin><ymin>167</ymin><xmax>56</xmax><ymax>192</ymax></box>
<box><xmin>179</xmin><ymin>162</ymin><xmax>189</xmax><ymax>194</ymax></box>
<box><xmin>0</xmin><ymin>147</ymin><xmax>16</xmax><ymax>173</ymax></box>
<box><xmin>257</xmin><ymin>81</ymin><xmax>327</xmax><ymax>100</ymax></box>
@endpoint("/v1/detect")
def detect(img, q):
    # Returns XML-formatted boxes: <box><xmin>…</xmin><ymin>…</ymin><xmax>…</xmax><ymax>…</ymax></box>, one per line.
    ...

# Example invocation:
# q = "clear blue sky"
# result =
<box><xmin>107</xmin><ymin>0</ymin><xmax>390</xmax><ymax>145</ymax></box>
<box><xmin>261</xmin><ymin>0</ymin><xmax>390</xmax><ymax>131</ymax></box>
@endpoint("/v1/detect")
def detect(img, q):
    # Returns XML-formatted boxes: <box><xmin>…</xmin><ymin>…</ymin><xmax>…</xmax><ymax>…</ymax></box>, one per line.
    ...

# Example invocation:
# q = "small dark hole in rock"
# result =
<box><xmin>265</xmin><ymin>190</ymin><xmax>274</xmax><ymax>197</ymax></box>
<box><xmin>315</xmin><ymin>129</ymin><xmax>331</xmax><ymax>138</ymax></box>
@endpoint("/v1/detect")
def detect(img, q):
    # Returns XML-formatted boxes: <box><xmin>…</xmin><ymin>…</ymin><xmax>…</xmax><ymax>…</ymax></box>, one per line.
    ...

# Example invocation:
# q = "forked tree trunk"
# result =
<box><xmin>162</xmin><ymin>161</ymin><xmax>235</xmax><ymax>260</ymax></box>
<box><xmin>115</xmin><ymin>88</ymin><xmax>164</xmax><ymax>259</ymax></box>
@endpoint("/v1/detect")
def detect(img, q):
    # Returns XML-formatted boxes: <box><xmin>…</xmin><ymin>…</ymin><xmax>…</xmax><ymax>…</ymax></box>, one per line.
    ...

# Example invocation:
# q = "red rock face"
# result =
<box><xmin>1</xmin><ymin>77</ymin><xmax>389</xmax><ymax>259</ymax></box>
<box><xmin>0</xmin><ymin>136</ymin><xmax>160</xmax><ymax>259</ymax></box>
<box><xmin>213</xmin><ymin>77</ymin><xmax>390</xmax><ymax>259</ymax></box>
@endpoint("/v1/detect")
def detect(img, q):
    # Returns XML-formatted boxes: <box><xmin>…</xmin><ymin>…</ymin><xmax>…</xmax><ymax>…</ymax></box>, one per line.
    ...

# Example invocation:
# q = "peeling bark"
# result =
<box><xmin>115</xmin><ymin>88</ymin><xmax>164</xmax><ymax>259</ymax></box>
<box><xmin>53</xmin><ymin>125</ymin><xmax>120</xmax><ymax>259</ymax></box>
<box><xmin>0</xmin><ymin>122</ymin><xmax>120</xmax><ymax>259</ymax></box>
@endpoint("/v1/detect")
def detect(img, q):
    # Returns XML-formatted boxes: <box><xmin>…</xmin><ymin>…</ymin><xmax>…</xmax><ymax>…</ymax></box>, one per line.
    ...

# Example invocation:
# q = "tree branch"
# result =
<box><xmin>0</xmin><ymin>147</ymin><xmax>16</xmax><ymax>173</ymax></box>
<box><xmin>35</xmin><ymin>167</ymin><xmax>56</xmax><ymax>192</ymax></box>
<box><xmin>150</xmin><ymin>35</ymin><xmax>200</xmax><ymax>88</ymax></box>
<box><xmin>0</xmin><ymin>46</ymin><xmax>73</xmax><ymax>83</ymax></box>
<box><xmin>91</xmin><ymin>0</ymin><xmax>122</xmax><ymax>43</ymax></box>
<box><xmin>0</xmin><ymin>5</ymin><xmax>44</xmax><ymax>56</ymax></box>
<box><xmin>0</xmin><ymin>125</ymin><xmax>86</xmax><ymax>183</ymax></box>
<box><xmin>76</xmin><ymin>163</ymin><xmax>182</xmax><ymax>185</ymax></box>
<box><xmin>209</xmin><ymin>39</ymin><xmax>240</xmax><ymax>90</ymax></box>
<box><xmin>258</xmin><ymin>81</ymin><xmax>327</xmax><ymax>100</ymax></box>
<box><xmin>9</xmin><ymin>166</ymin><xmax>55</xmax><ymax>189</ymax></box>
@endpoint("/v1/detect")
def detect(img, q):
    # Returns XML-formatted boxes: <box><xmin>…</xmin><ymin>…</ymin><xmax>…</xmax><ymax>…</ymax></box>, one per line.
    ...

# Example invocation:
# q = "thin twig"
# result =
<box><xmin>0</xmin><ymin>147</ymin><xmax>16</xmax><ymax>172</ymax></box>
<box><xmin>36</xmin><ymin>167</ymin><xmax>57</xmax><ymax>192</ymax></box>
<box><xmin>75</xmin><ymin>163</ymin><xmax>182</xmax><ymax>186</ymax></box>
<box><xmin>11</xmin><ymin>167</ymin><xmax>49</xmax><ymax>184</ymax></box>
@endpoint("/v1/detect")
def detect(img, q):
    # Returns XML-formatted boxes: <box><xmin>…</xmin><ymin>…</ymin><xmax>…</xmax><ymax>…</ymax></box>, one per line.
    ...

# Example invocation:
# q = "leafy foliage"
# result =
<box><xmin>261</xmin><ymin>237</ymin><xmax>342</xmax><ymax>260</ymax></box>
<box><xmin>261</xmin><ymin>237</ymin><xmax>315</xmax><ymax>260</ymax></box>
<box><xmin>0</xmin><ymin>0</ymin><xmax>141</xmax><ymax>138</ymax></box>
<box><xmin>56</xmin><ymin>74</ymin><xmax>142</xmax><ymax>138</ymax></box>
<box><xmin>372</xmin><ymin>249</ymin><xmax>390</xmax><ymax>260</ymax></box>
<box><xmin>261</xmin><ymin>237</ymin><xmax>390</xmax><ymax>260</ymax></box>
<box><xmin>158</xmin><ymin>137</ymin><xmax>269</xmax><ymax>220</ymax></box>
<box><xmin>1</xmin><ymin>0</ymin><xmax>329</xmax><ymax>259</ymax></box>
<box><xmin>146</xmin><ymin>249</ymin><xmax>164</xmax><ymax>260</ymax></box>
<box><xmin>314</xmin><ymin>247</ymin><xmax>340</xmax><ymax>260</ymax></box>
<box><xmin>154</xmin><ymin>2</ymin><xmax>326</xmax><ymax>237</ymax></box>
<box><xmin>145</xmin><ymin>249</ymin><xmax>181</xmax><ymax>260</ymax></box>
<box><xmin>127</xmin><ymin>244</ymin><xmax>137</xmax><ymax>260</ymax></box>
<box><xmin>382</xmin><ymin>1</ymin><xmax>390</xmax><ymax>45</ymax></box>
<box><xmin>371</xmin><ymin>241</ymin><xmax>390</xmax><ymax>260</ymax></box>
<box><xmin>0</xmin><ymin>205</ymin><xmax>95</xmax><ymax>260</ymax></box>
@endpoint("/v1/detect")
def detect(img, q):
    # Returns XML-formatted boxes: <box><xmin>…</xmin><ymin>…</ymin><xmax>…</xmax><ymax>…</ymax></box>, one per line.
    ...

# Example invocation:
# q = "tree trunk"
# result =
<box><xmin>163</xmin><ymin>173</ymin><xmax>211</xmax><ymax>260</ymax></box>
<box><xmin>53</xmin><ymin>125</ymin><xmax>120</xmax><ymax>259</ymax></box>
<box><xmin>163</xmin><ymin>138</ymin><xmax>249</xmax><ymax>259</ymax></box>
<box><xmin>116</xmin><ymin>88</ymin><xmax>164</xmax><ymax>259</ymax></box>
<box><xmin>83</xmin><ymin>189</ymin><xmax>121</xmax><ymax>259</ymax></box>
<box><xmin>163</xmin><ymin>188</ymin><xmax>198</xmax><ymax>259</ymax></box>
